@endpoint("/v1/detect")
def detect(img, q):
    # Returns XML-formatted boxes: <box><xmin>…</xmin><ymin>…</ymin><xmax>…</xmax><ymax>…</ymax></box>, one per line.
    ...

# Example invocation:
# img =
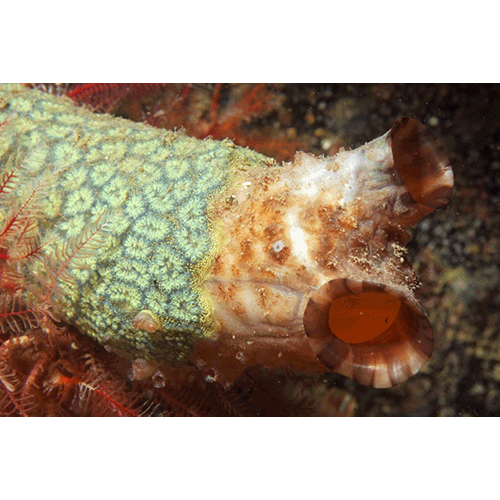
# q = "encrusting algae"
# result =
<box><xmin>0</xmin><ymin>84</ymin><xmax>454</xmax><ymax>389</ymax></box>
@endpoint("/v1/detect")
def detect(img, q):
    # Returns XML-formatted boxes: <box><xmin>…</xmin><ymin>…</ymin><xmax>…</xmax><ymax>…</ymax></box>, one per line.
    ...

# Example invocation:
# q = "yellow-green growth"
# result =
<box><xmin>0</xmin><ymin>84</ymin><xmax>276</xmax><ymax>362</ymax></box>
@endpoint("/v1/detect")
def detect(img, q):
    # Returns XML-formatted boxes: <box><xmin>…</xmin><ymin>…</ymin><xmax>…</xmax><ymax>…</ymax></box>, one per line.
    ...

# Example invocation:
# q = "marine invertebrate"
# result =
<box><xmin>0</xmin><ymin>84</ymin><xmax>453</xmax><ymax>399</ymax></box>
<box><xmin>35</xmin><ymin>83</ymin><xmax>307</xmax><ymax>162</ymax></box>
<box><xmin>197</xmin><ymin>116</ymin><xmax>454</xmax><ymax>387</ymax></box>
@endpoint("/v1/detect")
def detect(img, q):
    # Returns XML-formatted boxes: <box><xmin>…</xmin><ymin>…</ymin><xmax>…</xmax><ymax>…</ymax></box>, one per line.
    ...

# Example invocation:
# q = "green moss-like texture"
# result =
<box><xmin>0</xmin><ymin>84</ymin><xmax>275</xmax><ymax>362</ymax></box>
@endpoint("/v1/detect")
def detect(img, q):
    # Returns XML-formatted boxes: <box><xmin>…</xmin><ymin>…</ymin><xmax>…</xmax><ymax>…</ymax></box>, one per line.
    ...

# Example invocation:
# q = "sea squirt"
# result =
<box><xmin>0</xmin><ymin>85</ymin><xmax>453</xmax><ymax>388</ymax></box>
<box><xmin>199</xmin><ymin>116</ymin><xmax>454</xmax><ymax>387</ymax></box>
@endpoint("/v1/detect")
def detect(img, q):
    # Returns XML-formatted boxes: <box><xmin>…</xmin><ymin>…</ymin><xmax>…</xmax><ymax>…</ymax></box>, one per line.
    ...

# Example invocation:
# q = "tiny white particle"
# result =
<box><xmin>428</xmin><ymin>116</ymin><xmax>439</xmax><ymax>127</ymax></box>
<box><xmin>272</xmin><ymin>240</ymin><xmax>285</xmax><ymax>253</ymax></box>
<box><xmin>321</xmin><ymin>138</ymin><xmax>333</xmax><ymax>150</ymax></box>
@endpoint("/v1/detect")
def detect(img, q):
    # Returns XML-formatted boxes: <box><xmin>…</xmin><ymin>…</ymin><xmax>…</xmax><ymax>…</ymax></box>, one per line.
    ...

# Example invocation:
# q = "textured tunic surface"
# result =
<box><xmin>0</xmin><ymin>84</ymin><xmax>275</xmax><ymax>362</ymax></box>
